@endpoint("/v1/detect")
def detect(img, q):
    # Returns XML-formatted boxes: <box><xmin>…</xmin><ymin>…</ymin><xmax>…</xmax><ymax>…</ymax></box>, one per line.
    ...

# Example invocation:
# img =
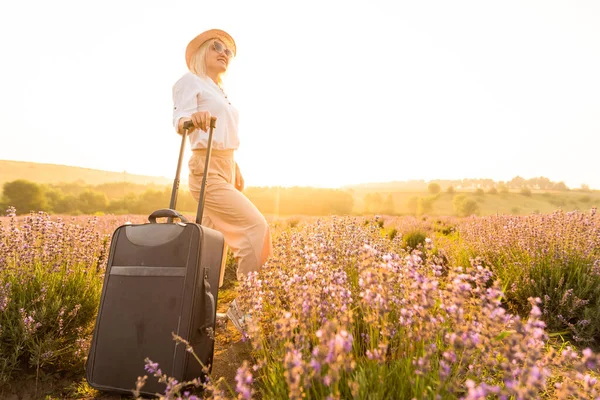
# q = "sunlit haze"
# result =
<box><xmin>1</xmin><ymin>1</ymin><xmax>599</xmax><ymax>188</ymax></box>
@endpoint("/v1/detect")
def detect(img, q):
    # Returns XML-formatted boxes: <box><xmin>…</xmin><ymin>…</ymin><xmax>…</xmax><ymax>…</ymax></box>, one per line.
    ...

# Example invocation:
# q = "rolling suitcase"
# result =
<box><xmin>86</xmin><ymin>118</ymin><xmax>225</xmax><ymax>396</ymax></box>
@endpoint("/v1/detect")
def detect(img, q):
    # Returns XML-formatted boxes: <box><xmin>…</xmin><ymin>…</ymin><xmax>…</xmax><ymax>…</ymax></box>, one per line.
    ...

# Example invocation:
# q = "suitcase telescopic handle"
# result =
<box><xmin>167</xmin><ymin>117</ymin><xmax>217</xmax><ymax>224</ymax></box>
<box><xmin>195</xmin><ymin>117</ymin><xmax>216</xmax><ymax>224</ymax></box>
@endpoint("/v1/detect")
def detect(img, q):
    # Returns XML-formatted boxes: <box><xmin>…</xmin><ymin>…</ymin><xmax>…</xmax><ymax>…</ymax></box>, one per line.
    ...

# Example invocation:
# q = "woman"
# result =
<box><xmin>172</xmin><ymin>29</ymin><xmax>272</xmax><ymax>331</ymax></box>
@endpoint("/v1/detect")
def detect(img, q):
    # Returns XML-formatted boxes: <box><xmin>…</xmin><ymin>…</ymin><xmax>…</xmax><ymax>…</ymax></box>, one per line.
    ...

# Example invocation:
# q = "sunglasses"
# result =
<box><xmin>212</xmin><ymin>41</ymin><xmax>234</xmax><ymax>58</ymax></box>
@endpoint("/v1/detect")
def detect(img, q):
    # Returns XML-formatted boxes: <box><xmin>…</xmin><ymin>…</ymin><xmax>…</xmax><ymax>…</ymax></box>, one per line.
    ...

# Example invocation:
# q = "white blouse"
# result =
<box><xmin>172</xmin><ymin>72</ymin><xmax>240</xmax><ymax>150</ymax></box>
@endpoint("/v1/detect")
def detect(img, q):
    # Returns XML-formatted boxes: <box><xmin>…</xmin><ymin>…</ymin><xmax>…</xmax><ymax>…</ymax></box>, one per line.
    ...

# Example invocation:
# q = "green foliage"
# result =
<box><xmin>453</xmin><ymin>195</ymin><xmax>479</xmax><ymax>217</ymax></box>
<box><xmin>433</xmin><ymin>219</ymin><xmax>455</xmax><ymax>236</ymax></box>
<box><xmin>0</xmin><ymin>264</ymin><xmax>103</xmax><ymax>385</ymax></box>
<box><xmin>78</xmin><ymin>190</ymin><xmax>108</xmax><ymax>214</ymax></box>
<box><xmin>94</xmin><ymin>182</ymin><xmax>168</xmax><ymax>200</ymax></box>
<box><xmin>508</xmin><ymin>257</ymin><xmax>600</xmax><ymax>341</ymax></box>
<box><xmin>453</xmin><ymin>211</ymin><xmax>600</xmax><ymax>343</ymax></box>
<box><xmin>417</xmin><ymin>196</ymin><xmax>435</xmax><ymax>215</ymax></box>
<box><xmin>387</xmin><ymin>227</ymin><xmax>399</xmax><ymax>241</ymax></box>
<box><xmin>1</xmin><ymin>180</ymin><xmax>48</xmax><ymax>215</ymax></box>
<box><xmin>403</xmin><ymin>230</ymin><xmax>427</xmax><ymax>251</ymax></box>
<box><xmin>1</xmin><ymin>175</ymin><xmax>597</xmax><ymax>219</ymax></box>
<box><xmin>0</xmin><ymin>178</ymin><xmax>356</xmax><ymax>217</ymax></box>
<box><xmin>427</xmin><ymin>183</ymin><xmax>441</xmax><ymax>195</ymax></box>
<box><xmin>0</xmin><ymin>212</ymin><xmax>107</xmax><ymax>385</ymax></box>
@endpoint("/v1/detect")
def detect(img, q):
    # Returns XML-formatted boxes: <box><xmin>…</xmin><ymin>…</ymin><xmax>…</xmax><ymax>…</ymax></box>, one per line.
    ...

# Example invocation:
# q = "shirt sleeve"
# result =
<box><xmin>172</xmin><ymin>74</ymin><xmax>199</xmax><ymax>132</ymax></box>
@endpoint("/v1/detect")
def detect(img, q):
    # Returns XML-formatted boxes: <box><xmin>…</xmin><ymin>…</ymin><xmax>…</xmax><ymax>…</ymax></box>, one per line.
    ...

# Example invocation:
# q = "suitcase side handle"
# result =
<box><xmin>198</xmin><ymin>276</ymin><xmax>215</xmax><ymax>333</ymax></box>
<box><xmin>148</xmin><ymin>209</ymin><xmax>190</xmax><ymax>223</ymax></box>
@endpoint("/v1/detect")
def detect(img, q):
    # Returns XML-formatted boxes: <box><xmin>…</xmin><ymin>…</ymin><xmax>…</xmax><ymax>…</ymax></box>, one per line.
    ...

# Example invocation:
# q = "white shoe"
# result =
<box><xmin>226</xmin><ymin>299</ymin><xmax>246</xmax><ymax>333</ymax></box>
<box><xmin>216</xmin><ymin>312</ymin><xmax>227</xmax><ymax>319</ymax></box>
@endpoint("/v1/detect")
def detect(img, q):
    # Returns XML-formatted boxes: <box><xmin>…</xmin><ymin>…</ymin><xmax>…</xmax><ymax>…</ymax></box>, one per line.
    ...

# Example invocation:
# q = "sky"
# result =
<box><xmin>0</xmin><ymin>0</ymin><xmax>599</xmax><ymax>189</ymax></box>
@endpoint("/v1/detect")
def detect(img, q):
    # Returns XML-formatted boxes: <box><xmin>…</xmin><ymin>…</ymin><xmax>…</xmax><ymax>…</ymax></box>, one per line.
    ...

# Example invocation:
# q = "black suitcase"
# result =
<box><xmin>86</xmin><ymin>118</ymin><xmax>225</xmax><ymax>396</ymax></box>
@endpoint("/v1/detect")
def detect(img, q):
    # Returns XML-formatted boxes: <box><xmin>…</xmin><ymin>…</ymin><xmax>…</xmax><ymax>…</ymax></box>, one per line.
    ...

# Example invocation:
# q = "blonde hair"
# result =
<box><xmin>189</xmin><ymin>40</ymin><xmax>225</xmax><ymax>86</ymax></box>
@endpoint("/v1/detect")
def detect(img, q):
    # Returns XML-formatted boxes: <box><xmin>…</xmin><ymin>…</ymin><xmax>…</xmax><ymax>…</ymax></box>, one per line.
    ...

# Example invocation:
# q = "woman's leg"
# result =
<box><xmin>197</xmin><ymin>178</ymin><xmax>272</xmax><ymax>280</ymax></box>
<box><xmin>188</xmin><ymin>153</ymin><xmax>272</xmax><ymax>281</ymax></box>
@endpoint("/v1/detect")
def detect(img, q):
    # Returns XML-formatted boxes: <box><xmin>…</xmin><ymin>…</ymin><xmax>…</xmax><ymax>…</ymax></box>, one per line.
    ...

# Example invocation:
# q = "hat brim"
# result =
<box><xmin>185</xmin><ymin>29</ymin><xmax>236</xmax><ymax>70</ymax></box>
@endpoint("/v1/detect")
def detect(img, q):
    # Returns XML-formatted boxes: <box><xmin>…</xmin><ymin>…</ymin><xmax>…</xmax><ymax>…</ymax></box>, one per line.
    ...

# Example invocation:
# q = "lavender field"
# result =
<box><xmin>2</xmin><ymin>208</ymin><xmax>600</xmax><ymax>399</ymax></box>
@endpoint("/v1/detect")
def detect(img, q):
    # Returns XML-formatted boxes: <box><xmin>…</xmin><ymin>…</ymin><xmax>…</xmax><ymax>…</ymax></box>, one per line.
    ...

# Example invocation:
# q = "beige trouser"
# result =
<box><xmin>188</xmin><ymin>149</ymin><xmax>272</xmax><ymax>286</ymax></box>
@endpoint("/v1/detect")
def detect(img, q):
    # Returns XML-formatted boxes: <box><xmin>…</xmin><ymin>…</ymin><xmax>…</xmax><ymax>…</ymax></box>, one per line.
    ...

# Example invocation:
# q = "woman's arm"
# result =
<box><xmin>172</xmin><ymin>75</ymin><xmax>199</xmax><ymax>134</ymax></box>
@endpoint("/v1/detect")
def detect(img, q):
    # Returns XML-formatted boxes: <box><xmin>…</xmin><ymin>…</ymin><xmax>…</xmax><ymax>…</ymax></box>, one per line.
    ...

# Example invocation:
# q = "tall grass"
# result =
<box><xmin>454</xmin><ymin>209</ymin><xmax>600</xmax><ymax>344</ymax></box>
<box><xmin>0</xmin><ymin>208</ymin><xmax>113</xmax><ymax>387</ymax></box>
<box><xmin>224</xmin><ymin>217</ymin><xmax>600</xmax><ymax>399</ymax></box>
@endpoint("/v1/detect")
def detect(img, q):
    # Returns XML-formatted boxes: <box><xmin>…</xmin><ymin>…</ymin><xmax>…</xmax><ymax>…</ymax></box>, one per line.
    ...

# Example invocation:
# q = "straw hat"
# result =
<box><xmin>185</xmin><ymin>29</ymin><xmax>236</xmax><ymax>70</ymax></box>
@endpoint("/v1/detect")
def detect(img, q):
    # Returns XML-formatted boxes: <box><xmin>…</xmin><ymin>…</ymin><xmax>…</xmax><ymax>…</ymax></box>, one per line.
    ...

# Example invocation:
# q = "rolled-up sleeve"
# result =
<box><xmin>172</xmin><ymin>74</ymin><xmax>199</xmax><ymax>132</ymax></box>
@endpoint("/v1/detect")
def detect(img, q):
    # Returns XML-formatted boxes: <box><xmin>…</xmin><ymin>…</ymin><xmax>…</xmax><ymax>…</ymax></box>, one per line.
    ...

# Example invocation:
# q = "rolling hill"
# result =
<box><xmin>0</xmin><ymin>160</ymin><xmax>171</xmax><ymax>188</ymax></box>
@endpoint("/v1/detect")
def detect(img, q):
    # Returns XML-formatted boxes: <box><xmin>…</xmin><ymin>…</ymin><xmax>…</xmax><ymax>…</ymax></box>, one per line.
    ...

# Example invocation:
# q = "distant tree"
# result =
<box><xmin>330</xmin><ymin>191</ymin><xmax>354</xmax><ymax>215</ymax></box>
<box><xmin>107</xmin><ymin>193</ymin><xmax>140</xmax><ymax>214</ymax></box>
<box><xmin>446</xmin><ymin>186</ymin><xmax>455</xmax><ymax>194</ymax></box>
<box><xmin>52</xmin><ymin>181</ymin><xmax>90</xmax><ymax>197</ymax></box>
<box><xmin>475</xmin><ymin>188</ymin><xmax>485</xmax><ymax>196</ymax></box>
<box><xmin>498</xmin><ymin>183</ymin><xmax>509</xmax><ymax>194</ymax></box>
<box><xmin>509</xmin><ymin>176</ymin><xmax>526</xmax><ymax>189</ymax></box>
<box><xmin>363</xmin><ymin>193</ymin><xmax>373</xmax><ymax>214</ymax></box>
<box><xmin>453</xmin><ymin>194</ymin><xmax>479</xmax><ymax>217</ymax></box>
<box><xmin>407</xmin><ymin>196</ymin><xmax>419</xmax><ymax>215</ymax></box>
<box><xmin>488</xmin><ymin>187</ymin><xmax>498</xmax><ymax>194</ymax></box>
<box><xmin>581</xmin><ymin>184</ymin><xmax>591</xmax><ymax>192</ymax></box>
<box><xmin>428</xmin><ymin>183</ymin><xmax>441</xmax><ymax>195</ymax></box>
<box><xmin>554</xmin><ymin>181</ymin><xmax>568</xmax><ymax>191</ymax></box>
<box><xmin>43</xmin><ymin>186</ymin><xmax>65</xmax><ymax>213</ymax></box>
<box><xmin>537</xmin><ymin>177</ymin><xmax>552</xmax><ymax>190</ymax></box>
<box><xmin>135</xmin><ymin>189</ymin><xmax>170</xmax><ymax>215</ymax></box>
<box><xmin>1</xmin><ymin>180</ymin><xmax>48</xmax><ymax>214</ymax></box>
<box><xmin>78</xmin><ymin>190</ymin><xmax>108</xmax><ymax>214</ymax></box>
<box><xmin>371</xmin><ymin>193</ymin><xmax>383</xmax><ymax>214</ymax></box>
<box><xmin>55</xmin><ymin>194</ymin><xmax>80</xmax><ymax>214</ymax></box>
<box><xmin>382</xmin><ymin>194</ymin><xmax>395</xmax><ymax>215</ymax></box>
<box><xmin>417</xmin><ymin>196</ymin><xmax>434</xmax><ymax>215</ymax></box>
<box><xmin>520</xmin><ymin>187</ymin><xmax>532</xmax><ymax>196</ymax></box>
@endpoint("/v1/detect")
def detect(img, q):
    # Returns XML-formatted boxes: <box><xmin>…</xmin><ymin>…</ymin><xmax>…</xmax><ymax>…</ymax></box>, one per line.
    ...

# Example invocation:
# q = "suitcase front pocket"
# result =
<box><xmin>89</xmin><ymin>265</ymin><xmax>188</xmax><ymax>393</ymax></box>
